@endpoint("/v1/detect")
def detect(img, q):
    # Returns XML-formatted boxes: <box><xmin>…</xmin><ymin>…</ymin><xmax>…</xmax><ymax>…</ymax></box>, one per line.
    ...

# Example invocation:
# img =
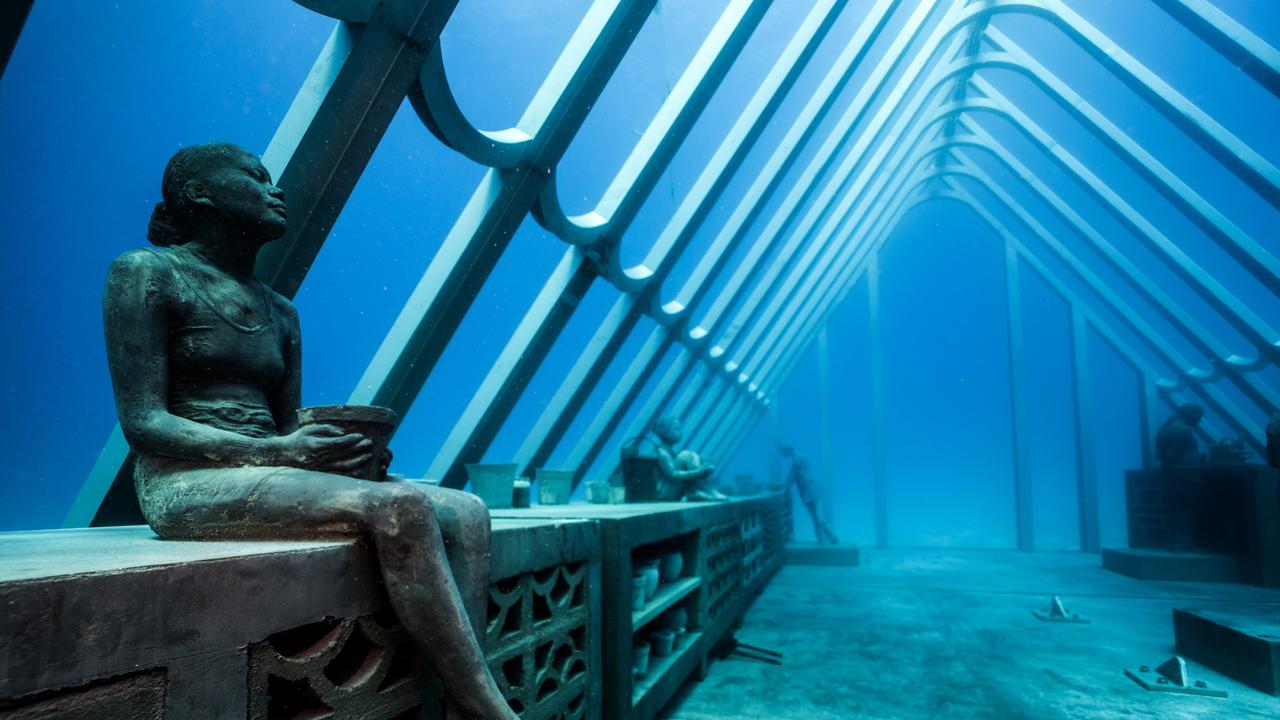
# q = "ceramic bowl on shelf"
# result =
<box><xmin>635</xmin><ymin>560</ymin><xmax>660</xmax><ymax>601</ymax></box>
<box><xmin>651</xmin><ymin>629</ymin><xmax>676</xmax><ymax>657</ymax></box>
<box><xmin>658</xmin><ymin>550</ymin><xmax>683</xmax><ymax>583</ymax></box>
<box><xmin>631</xmin><ymin>573</ymin><xmax>648</xmax><ymax>612</ymax></box>
<box><xmin>633</xmin><ymin>641</ymin><xmax>650</xmax><ymax>678</ymax></box>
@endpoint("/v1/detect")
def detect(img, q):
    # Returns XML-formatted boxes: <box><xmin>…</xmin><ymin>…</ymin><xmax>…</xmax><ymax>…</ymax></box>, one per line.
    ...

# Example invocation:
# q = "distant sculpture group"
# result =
<box><xmin>620</xmin><ymin>416</ymin><xmax>725</xmax><ymax>502</ymax></box>
<box><xmin>104</xmin><ymin>143</ymin><xmax>517</xmax><ymax>720</ymax></box>
<box><xmin>1155</xmin><ymin>403</ymin><xmax>1205</xmax><ymax>468</ymax></box>
<box><xmin>1155</xmin><ymin>402</ymin><xmax>1275</xmax><ymax>469</ymax></box>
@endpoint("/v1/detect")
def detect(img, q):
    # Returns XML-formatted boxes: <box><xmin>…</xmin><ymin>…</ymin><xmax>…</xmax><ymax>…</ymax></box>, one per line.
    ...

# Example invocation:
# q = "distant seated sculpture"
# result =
<box><xmin>104</xmin><ymin>143</ymin><xmax>517</xmax><ymax>720</ymax></box>
<box><xmin>779</xmin><ymin>445</ymin><xmax>839</xmax><ymax>545</ymax></box>
<box><xmin>1268</xmin><ymin>412</ymin><xmax>1280</xmax><ymax>468</ymax></box>
<box><xmin>620</xmin><ymin>416</ymin><xmax>725</xmax><ymax>502</ymax></box>
<box><xmin>1155</xmin><ymin>403</ymin><xmax>1205</xmax><ymax>469</ymax></box>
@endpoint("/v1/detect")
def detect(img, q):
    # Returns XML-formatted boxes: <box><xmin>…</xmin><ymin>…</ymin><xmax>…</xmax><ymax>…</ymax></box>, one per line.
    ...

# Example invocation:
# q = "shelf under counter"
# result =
<box><xmin>632</xmin><ymin>576</ymin><xmax>701</xmax><ymax>630</ymax></box>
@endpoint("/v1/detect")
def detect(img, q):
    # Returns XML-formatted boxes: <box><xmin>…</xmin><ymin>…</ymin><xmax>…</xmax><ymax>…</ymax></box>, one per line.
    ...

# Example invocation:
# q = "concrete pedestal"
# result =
<box><xmin>1174</xmin><ymin>608</ymin><xmax>1280</xmax><ymax>696</ymax></box>
<box><xmin>1101</xmin><ymin>548</ymin><xmax>1247</xmax><ymax>583</ymax></box>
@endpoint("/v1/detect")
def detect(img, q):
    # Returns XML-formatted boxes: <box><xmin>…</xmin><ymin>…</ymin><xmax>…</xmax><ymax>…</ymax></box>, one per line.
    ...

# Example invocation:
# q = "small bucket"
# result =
<box><xmin>465</xmin><ymin>463</ymin><xmax>519</xmax><ymax>509</ymax></box>
<box><xmin>536</xmin><ymin>468</ymin><xmax>575</xmax><ymax>505</ymax></box>
<box><xmin>585</xmin><ymin>480</ymin><xmax>611</xmax><ymax>504</ymax></box>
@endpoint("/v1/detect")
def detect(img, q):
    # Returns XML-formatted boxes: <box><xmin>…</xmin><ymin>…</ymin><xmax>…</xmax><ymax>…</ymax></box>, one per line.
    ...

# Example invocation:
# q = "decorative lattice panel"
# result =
<box><xmin>741</xmin><ymin>513</ymin><xmax>766</xmax><ymax>586</ymax></box>
<box><xmin>702</xmin><ymin>521</ymin><xmax>744</xmax><ymax>625</ymax></box>
<box><xmin>248</xmin><ymin>613</ymin><xmax>430</xmax><ymax>720</ymax></box>
<box><xmin>485</xmin><ymin>562</ymin><xmax>590</xmax><ymax>720</ymax></box>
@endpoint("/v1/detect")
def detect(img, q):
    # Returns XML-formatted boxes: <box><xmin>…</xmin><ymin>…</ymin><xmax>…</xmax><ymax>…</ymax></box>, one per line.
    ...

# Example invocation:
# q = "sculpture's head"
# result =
<box><xmin>147</xmin><ymin>142</ymin><xmax>287</xmax><ymax>248</ymax></box>
<box><xmin>779</xmin><ymin>444</ymin><xmax>795</xmax><ymax>458</ymax></box>
<box><xmin>1176</xmin><ymin>403</ymin><xmax>1204</xmax><ymax>426</ymax></box>
<box><xmin>653</xmin><ymin>416</ymin><xmax>683</xmax><ymax>444</ymax></box>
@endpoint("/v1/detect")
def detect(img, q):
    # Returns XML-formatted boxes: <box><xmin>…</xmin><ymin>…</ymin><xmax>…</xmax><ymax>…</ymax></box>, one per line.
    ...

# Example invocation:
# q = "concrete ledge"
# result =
<box><xmin>1101</xmin><ymin>548</ymin><xmax>1247</xmax><ymax>583</ymax></box>
<box><xmin>1174</xmin><ymin>608</ymin><xmax>1280</xmax><ymax>696</ymax></box>
<box><xmin>0</xmin><ymin>519</ymin><xmax>601</xmax><ymax>719</ymax></box>
<box><xmin>785</xmin><ymin>542</ymin><xmax>860</xmax><ymax>567</ymax></box>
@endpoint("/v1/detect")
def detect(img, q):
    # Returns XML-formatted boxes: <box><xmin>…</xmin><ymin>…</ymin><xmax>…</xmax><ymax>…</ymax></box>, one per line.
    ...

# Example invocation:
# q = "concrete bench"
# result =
<box><xmin>0</xmin><ymin>519</ymin><xmax>600</xmax><ymax>720</ymax></box>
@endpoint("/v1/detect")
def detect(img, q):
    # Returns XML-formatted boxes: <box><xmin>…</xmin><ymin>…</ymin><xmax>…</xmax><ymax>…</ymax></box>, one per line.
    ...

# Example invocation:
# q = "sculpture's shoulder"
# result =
<box><xmin>262</xmin><ymin>284</ymin><xmax>299</xmax><ymax>325</ymax></box>
<box><xmin>105</xmin><ymin>247</ymin><xmax>177</xmax><ymax>296</ymax></box>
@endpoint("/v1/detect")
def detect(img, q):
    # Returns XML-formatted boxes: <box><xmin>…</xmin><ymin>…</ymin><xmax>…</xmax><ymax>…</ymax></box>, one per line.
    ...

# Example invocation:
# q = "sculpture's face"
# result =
<box><xmin>193</xmin><ymin>151</ymin><xmax>288</xmax><ymax>240</ymax></box>
<box><xmin>655</xmin><ymin>419</ymin><xmax>683</xmax><ymax>444</ymax></box>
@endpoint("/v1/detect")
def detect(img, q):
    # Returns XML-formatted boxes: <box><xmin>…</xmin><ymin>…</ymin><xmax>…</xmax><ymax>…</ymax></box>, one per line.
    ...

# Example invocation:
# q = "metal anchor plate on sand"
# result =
<box><xmin>1125</xmin><ymin>655</ymin><xmax>1227</xmax><ymax>698</ymax></box>
<box><xmin>1032</xmin><ymin>595</ymin><xmax>1090</xmax><ymax>623</ymax></box>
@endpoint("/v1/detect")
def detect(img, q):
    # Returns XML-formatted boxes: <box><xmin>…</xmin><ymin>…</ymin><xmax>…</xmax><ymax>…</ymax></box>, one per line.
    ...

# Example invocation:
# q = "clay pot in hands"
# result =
<box><xmin>297</xmin><ymin>405</ymin><xmax>397</xmax><ymax>481</ymax></box>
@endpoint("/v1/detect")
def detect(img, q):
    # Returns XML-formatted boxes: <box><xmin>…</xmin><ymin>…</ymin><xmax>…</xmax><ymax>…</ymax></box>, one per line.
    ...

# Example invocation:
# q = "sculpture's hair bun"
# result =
<box><xmin>148</xmin><ymin>142</ymin><xmax>249</xmax><ymax>247</ymax></box>
<box><xmin>147</xmin><ymin>201</ymin><xmax>185</xmax><ymax>247</ymax></box>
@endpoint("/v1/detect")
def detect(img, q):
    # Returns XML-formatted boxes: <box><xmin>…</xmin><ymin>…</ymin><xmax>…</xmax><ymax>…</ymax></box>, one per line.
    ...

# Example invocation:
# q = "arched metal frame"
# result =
<box><xmin>64</xmin><ymin>0</ymin><xmax>1278</xmax><ymax>556</ymax></box>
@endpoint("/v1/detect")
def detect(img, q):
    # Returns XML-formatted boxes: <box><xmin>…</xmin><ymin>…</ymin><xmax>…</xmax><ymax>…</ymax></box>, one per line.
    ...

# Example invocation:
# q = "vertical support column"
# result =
<box><xmin>817</xmin><ymin>325</ymin><xmax>835</xmax><ymax>527</ymax></box>
<box><xmin>1070</xmin><ymin>305</ymin><xmax>1101</xmax><ymax>553</ymax></box>
<box><xmin>868</xmin><ymin>254</ymin><xmax>889</xmax><ymax>549</ymax></box>
<box><xmin>1004</xmin><ymin>243</ymin><xmax>1034</xmax><ymax>551</ymax></box>
<box><xmin>768</xmin><ymin>394</ymin><xmax>782</xmax><ymax>488</ymax></box>
<box><xmin>1139</xmin><ymin>374</ymin><xmax>1160</xmax><ymax>469</ymax></box>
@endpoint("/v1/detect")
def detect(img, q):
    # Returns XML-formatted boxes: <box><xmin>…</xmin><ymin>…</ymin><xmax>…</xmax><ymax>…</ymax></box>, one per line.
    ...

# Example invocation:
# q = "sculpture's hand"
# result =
<box><xmin>701</xmin><ymin>463</ymin><xmax>716</xmax><ymax>478</ymax></box>
<box><xmin>271</xmin><ymin>424</ymin><xmax>373</xmax><ymax>472</ymax></box>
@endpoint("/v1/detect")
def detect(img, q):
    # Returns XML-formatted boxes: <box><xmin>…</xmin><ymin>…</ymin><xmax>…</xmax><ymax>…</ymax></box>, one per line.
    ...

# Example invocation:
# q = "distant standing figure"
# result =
<box><xmin>1267</xmin><ymin>412</ymin><xmax>1280</xmax><ymax>468</ymax></box>
<box><xmin>1156</xmin><ymin>403</ymin><xmax>1205</xmax><ymax>469</ymax></box>
<box><xmin>780</xmin><ymin>445</ymin><xmax>839</xmax><ymax>545</ymax></box>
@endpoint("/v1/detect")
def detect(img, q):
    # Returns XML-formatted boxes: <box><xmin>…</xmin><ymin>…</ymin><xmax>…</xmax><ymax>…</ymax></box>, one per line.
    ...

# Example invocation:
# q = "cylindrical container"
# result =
<box><xmin>631</xmin><ymin>574</ymin><xmax>648</xmax><ymax>611</ymax></box>
<box><xmin>633</xmin><ymin>642</ymin><xmax>650</xmax><ymax>678</ymax></box>
<box><xmin>651</xmin><ymin>629</ymin><xmax>676</xmax><ymax>657</ymax></box>
<box><xmin>658</xmin><ymin>551</ymin><xmax>684</xmax><ymax>583</ymax></box>
<box><xmin>297</xmin><ymin>405</ymin><xmax>397</xmax><ymax>481</ymax></box>
<box><xmin>536</xmin><ymin>468</ymin><xmax>574</xmax><ymax>505</ymax></box>
<box><xmin>634</xmin><ymin>560</ymin><xmax>659</xmax><ymax>602</ymax></box>
<box><xmin>585</xmin><ymin>480</ymin><xmax>611</xmax><ymax>504</ymax></box>
<box><xmin>665</xmin><ymin>606</ymin><xmax>688</xmax><ymax>634</ymax></box>
<box><xmin>512</xmin><ymin>479</ymin><xmax>531</xmax><ymax>508</ymax></box>
<box><xmin>608</xmin><ymin>485</ymin><xmax>627</xmax><ymax>504</ymax></box>
<box><xmin>465</xmin><ymin>463</ymin><xmax>519</xmax><ymax>509</ymax></box>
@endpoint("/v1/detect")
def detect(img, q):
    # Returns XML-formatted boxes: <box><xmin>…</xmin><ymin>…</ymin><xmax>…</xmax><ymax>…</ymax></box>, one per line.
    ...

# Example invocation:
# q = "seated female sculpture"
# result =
<box><xmin>1155</xmin><ymin>403</ymin><xmax>1205</xmax><ymax>469</ymax></box>
<box><xmin>104</xmin><ymin>143</ymin><xmax>517</xmax><ymax>720</ymax></box>
<box><xmin>620</xmin><ymin>416</ymin><xmax>724</xmax><ymax>501</ymax></box>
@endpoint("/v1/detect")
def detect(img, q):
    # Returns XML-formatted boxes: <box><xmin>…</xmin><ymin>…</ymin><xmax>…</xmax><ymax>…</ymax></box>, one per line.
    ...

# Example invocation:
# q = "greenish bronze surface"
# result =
<box><xmin>104</xmin><ymin>144</ymin><xmax>518</xmax><ymax>720</ymax></box>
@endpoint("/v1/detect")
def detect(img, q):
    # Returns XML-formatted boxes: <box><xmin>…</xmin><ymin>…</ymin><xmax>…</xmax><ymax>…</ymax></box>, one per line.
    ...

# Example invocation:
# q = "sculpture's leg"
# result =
<box><xmin>367</xmin><ymin>484</ymin><xmax>516</xmax><ymax>720</ymax></box>
<box><xmin>405</xmin><ymin>484</ymin><xmax>497</xmax><ymax>720</ymax></box>
<box><xmin>136</xmin><ymin>465</ymin><xmax>516</xmax><ymax>720</ymax></box>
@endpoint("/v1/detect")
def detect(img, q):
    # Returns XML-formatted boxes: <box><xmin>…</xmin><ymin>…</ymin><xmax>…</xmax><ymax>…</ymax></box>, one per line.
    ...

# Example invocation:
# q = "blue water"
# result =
<box><xmin>0</xmin><ymin>0</ymin><xmax>1276</xmax><ymax>549</ymax></box>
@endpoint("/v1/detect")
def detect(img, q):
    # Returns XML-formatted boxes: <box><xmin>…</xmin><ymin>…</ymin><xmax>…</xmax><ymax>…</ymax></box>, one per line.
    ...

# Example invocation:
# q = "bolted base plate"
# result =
<box><xmin>1125</xmin><ymin>657</ymin><xmax>1227</xmax><ymax>698</ymax></box>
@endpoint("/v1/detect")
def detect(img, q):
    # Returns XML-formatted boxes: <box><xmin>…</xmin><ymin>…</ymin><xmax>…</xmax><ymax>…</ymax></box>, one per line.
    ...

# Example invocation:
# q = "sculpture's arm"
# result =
<box><xmin>103</xmin><ymin>251</ymin><xmax>368</xmax><ymax>469</ymax></box>
<box><xmin>656</xmin><ymin>447</ymin><xmax>712</xmax><ymax>480</ymax></box>
<box><xmin>103</xmin><ymin>250</ymin><xmax>285</xmax><ymax>465</ymax></box>
<box><xmin>269</xmin><ymin>295</ymin><xmax>303</xmax><ymax>435</ymax></box>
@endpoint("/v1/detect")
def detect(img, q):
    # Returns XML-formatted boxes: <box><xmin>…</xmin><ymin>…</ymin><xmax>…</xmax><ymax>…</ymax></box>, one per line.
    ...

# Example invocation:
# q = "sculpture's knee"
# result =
<box><xmin>368</xmin><ymin>485</ymin><xmax>435</xmax><ymax>543</ymax></box>
<box><xmin>454</xmin><ymin>491</ymin><xmax>491</xmax><ymax>541</ymax></box>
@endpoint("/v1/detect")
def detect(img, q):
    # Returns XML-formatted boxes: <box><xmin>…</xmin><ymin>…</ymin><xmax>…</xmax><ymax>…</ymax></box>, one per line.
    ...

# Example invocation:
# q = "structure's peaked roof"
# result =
<box><xmin>63</xmin><ymin>0</ymin><xmax>1278</xmax><ymax>527</ymax></box>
